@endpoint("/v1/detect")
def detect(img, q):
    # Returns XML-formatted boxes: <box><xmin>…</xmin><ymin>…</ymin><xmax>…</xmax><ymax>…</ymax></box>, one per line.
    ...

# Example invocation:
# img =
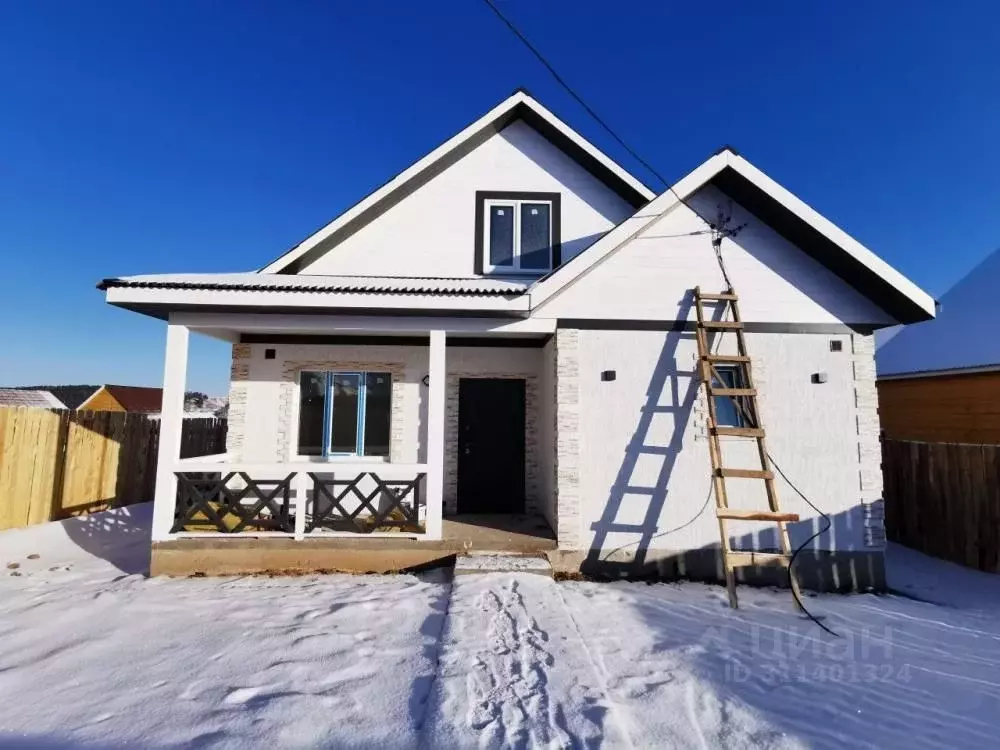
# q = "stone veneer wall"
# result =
<box><xmin>226</xmin><ymin>343</ymin><xmax>251</xmax><ymax>459</ymax></box>
<box><xmin>442</xmin><ymin>372</ymin><xmax>541</xmax><ymax>516</ymax></box>
<box><xmin>554</xmin><ymin>328</ymin><xmax>581</xmax><ymax>550</ymax></box>
<box><xmin>852</xmin><ymin>333</ymin><xmax>885</xmax><ymax>550</ymax></box>
<box><xmin>228</xmin><ymin>343</ymin><xmax>547</xmax><ymax>517</ymax></box>
<box><xmin>276</xmin><ymin>358</ymin><xmax>409</xmax><ymax>463</ymax></box>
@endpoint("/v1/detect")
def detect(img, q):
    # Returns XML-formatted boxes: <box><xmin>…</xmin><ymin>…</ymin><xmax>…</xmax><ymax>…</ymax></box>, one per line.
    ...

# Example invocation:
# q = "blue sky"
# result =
<box><xmin>1</xmin><ymin>1</ymin><xmax>997</xmax><ymax>394</ymax></box>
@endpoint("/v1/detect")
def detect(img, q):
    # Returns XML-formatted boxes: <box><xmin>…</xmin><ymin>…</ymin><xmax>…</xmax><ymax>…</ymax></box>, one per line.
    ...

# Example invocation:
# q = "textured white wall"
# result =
<box><xmin>535</xmin><ymin>185</ymin><xmax>897</xmax><ymax>326</ymax></box>
<box><xmin>300</xmin><ymin>120</ymin><xmax>634</xmax><ymax>277</ymax></box>
<box><xmin>570</xmin><ymin>328</ymin><xmax>876</xmax><ymax>555</ymax></box>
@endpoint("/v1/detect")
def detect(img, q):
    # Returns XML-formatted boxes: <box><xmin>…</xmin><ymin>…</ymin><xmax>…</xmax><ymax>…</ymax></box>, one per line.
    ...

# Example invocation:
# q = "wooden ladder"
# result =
<box><xmin>693</xmin><ymin>286</ymin><xmax>803</xmax><ymax>610</ymax></box>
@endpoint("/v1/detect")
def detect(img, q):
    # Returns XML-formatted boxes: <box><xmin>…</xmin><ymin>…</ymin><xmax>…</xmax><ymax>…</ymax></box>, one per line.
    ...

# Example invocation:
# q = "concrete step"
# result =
<box><xmin>454</xmin><ymin>553</ymin><xmax>553</xmax><ymax>577</ymax></box>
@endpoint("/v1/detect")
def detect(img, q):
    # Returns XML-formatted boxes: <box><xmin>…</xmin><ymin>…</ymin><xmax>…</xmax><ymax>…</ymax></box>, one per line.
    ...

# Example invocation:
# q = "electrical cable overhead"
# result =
<box><xmin>481</xmin><ymin>0</ymin><xmax>668</xmax><ymax>189</ymax></box>
<box><xmin>480</xmin><ymin>0</ymin><xmax>722</xmax><ymax>239</ymax></box>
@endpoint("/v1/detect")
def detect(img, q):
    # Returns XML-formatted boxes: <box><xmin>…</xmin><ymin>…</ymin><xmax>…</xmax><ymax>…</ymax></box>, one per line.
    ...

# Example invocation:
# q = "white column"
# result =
<box><xmin>293</xmin><ymin>472</ymin><xmax>309</xmax><ymax>541</ymax></box>
<box><xmin>425</xmin><ymin>329</ymin><xmax>446</xmax><ymax>540</ymax></box>
<box><xmin>152</xmin><ymin>320</ymin><xmax>189</xmax><ymax>542</ymax></box>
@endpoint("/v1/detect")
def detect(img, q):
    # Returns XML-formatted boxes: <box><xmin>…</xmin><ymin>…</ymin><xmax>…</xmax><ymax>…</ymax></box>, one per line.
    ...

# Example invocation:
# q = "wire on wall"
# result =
<box><xmin>482</xmin><ymin>0</ymin><xmax>838</xmax><ymax>635</ymax></box>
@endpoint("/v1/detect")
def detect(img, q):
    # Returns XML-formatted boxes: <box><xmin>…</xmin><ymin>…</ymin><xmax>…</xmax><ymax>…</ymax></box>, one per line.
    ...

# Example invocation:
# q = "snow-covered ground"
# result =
<box><xmin>2</xmin><ymin>506</ymin><xmax>1000</xmax><ymax>748</ymax></box>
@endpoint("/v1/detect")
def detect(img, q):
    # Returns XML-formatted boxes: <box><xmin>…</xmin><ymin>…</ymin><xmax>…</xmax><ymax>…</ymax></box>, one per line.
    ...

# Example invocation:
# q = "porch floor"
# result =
<box><xmin>443</xmin><ymin>514</ymin><xmax>556</xmax><ymax>554</ymax></box>
<box><xmin>151</xmin><ymin>513</ymin><xmax>557</xmax><ymax>576</ymax></box>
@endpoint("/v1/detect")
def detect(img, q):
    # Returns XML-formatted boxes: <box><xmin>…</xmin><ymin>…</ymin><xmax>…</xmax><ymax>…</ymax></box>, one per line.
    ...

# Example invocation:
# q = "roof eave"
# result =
<box><xmin>718</xmin><ymin>152</ymin><xmax>935</xmax><ymax>324</ymax></box>
<box><xmin>530</xmin><ymin>148</ymin><xmax>936</xmax><ymax>325</ymax></box>
<box><xmin>102</xmin><ymin>284</ymin><xmax>533</xmax><ymax>322</ymax></box>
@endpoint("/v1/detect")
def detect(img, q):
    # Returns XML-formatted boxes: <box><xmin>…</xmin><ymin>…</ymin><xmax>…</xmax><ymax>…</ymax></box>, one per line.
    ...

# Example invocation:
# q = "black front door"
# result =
<box><xmin>457</xmin><ymin>378</ymin><xmax>526</xmax><ymax>514</ymax></box>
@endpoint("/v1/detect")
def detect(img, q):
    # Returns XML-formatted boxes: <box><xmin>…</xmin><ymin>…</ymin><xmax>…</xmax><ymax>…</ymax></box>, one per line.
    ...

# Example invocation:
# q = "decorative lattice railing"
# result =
<box><xmin>171</xmin><ymin>463</ymin><xmax>426</xmax><ymax>536</ymax></box>
<box><xmin>308</xmin><ymin>472</ymin><xmax>425</xmax><ymax>534</ymax></box>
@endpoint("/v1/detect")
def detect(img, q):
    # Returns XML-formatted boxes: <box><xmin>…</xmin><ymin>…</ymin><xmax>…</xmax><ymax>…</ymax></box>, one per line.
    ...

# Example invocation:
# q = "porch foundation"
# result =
<box><xmin>151</xmin><ymin>515</ymin><xmax>557</xmax><ymax>576</ymax></box>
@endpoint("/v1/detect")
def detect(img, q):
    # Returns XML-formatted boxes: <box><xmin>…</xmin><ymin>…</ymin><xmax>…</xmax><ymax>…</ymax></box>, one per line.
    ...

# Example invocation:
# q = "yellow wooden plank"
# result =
<box><xmin>716</xmin><ymin>508</ymin><xmax>800</xmax><ymax>523</ymax></box>
<box><xmin>0</xmin><ymin>409</ymin><xmax>26</xmax><ymax>529</ymax></box>
<box><xmin>24</xmin><ymin>409</ymin><xmax>59</xmax><ymax>526</ymax></box>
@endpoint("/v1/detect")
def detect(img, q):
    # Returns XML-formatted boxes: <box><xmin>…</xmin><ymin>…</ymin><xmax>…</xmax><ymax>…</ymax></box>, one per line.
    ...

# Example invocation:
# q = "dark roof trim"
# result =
<box><xmin>711</xmin><ymin>166</ymin><xmax>923</xmax><ymax>324</ymax></box>
<box><xmin>558</xmin><ymin>319</ymin><xmax>874</xmax><ymax>335</ymax></box>
<box><xmin>271</xmin><ymin>101</ymin><xmax>652</xmax><ymax>275</ymax></box>
<box><xmin>239</xmin><ymin>333</ymin><xmax>549</xmax><ymax>348</ymax></box>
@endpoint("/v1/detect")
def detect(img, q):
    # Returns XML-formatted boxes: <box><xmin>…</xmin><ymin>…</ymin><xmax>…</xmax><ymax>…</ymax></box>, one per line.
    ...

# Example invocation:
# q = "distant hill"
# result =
<box><xmin>12</xmin><ymin>385</ymin><xmax>99</xmax><ymax>410</ymax></box>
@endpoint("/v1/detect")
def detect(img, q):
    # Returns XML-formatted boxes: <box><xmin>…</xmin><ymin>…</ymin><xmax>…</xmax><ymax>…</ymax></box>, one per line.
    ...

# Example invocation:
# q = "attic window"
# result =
<box><xmin>475</xmin><ymin>191</ymin><xmax>561</xmax><ymax>274</ymax></box>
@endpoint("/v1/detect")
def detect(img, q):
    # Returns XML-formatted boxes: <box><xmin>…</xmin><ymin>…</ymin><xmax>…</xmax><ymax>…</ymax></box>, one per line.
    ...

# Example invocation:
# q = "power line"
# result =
<box><xmin>480</xmin><ymin>0</ymin><xmax>723</xmax><ymax>253</ymax></box>
<box><xmin>480</xmin><ymin>0</ymin><xmax>671</xmax><ymax>189</ymax></box>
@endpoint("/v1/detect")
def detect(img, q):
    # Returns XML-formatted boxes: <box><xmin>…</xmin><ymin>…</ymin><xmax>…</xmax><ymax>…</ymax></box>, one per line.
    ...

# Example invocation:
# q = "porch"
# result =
<box><xmin>149</xmin><ymin>312</ymin><xmax>559</xmax><ymax>573</ymax></box>
<box><xmin>151</xmin><ymin>512</ymin><xmax>557</xmax><ymax>576</ymax></box>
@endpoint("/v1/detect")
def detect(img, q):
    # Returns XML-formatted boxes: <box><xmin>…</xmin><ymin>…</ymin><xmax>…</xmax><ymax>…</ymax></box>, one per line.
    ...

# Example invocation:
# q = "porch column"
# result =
<box><xmin>425</xmin><ymin>329</ymin><xmax>446</xmax><ymax>539</ymax></box>
<box><xmin>152</xmin><ymin>320</ymin><xmax>189</xmax><ymax>542</ymax></box>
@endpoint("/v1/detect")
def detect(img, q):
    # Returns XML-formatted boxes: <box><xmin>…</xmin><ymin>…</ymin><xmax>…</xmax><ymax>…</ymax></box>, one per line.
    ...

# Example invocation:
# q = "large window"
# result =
<box><xmin>475</xmin><ymin>191</ymin><xmax>561</xmax><ymax>274</ymax></box>
<box><xmin>297</xmin><ymin>371</ymin><xmax>391</xmax><ymax>458</ymax></box>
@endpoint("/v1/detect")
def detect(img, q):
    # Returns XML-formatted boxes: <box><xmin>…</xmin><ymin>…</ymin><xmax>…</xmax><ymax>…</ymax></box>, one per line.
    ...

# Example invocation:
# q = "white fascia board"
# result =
<box><xmin>258</xmin><ymin>91</ymin><xmax>654</xmax><ymax>275</ymax></box>
<box><xmin>529</xmin><ymin>149</ymin><xmax>936</xmax><ymax>321</ymax></box>
<box><xmin>529</xmin><ymin>153</ymin><xmax>728</xmax><ymax>310</ymax></box>
<box><xmin>722</xmin><ymin>152</ymin><xmax>936</xmax><ymax>319</ymax></box>
<box><xmin>105</xmin><ymin>285</ymin><xmax>530</xmax><ymax>313</ymax></box>
<box><xmin>522</xmin><ymin>94</ymin><xmax>656</xmax><ymax>204</ymax></box>
<box><xmin>173</xmin><ymin>312</ymin><xmax>555</xmax><ymax>335</ymax></box>
<box><xmin>258</xmin><ymin>92</ymin><xmax>523</xmax><ymax>273</ymax></box>
<box><xmin>258</xmin><ymin>94</ymin><xmax>524</xmax><ymax>274</ymax></box>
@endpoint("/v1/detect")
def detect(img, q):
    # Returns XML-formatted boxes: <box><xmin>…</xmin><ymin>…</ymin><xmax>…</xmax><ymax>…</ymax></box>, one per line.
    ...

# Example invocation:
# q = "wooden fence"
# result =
<box><xmin>0</xmin><ymin>408</ymin><xmax>227</xmax><ymax>531</ymax></box>
<box><xmin>882</xmin><ymin>437</ymin><xmax>1000</xmax><ymax>572</ymax></box>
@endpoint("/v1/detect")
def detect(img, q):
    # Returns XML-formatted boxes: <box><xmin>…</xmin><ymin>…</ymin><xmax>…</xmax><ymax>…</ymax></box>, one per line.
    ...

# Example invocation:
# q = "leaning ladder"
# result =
<box><xmin>693</xmin><ymin>286</ymin><xmax>803</xmax><ymax>610</ymax></box>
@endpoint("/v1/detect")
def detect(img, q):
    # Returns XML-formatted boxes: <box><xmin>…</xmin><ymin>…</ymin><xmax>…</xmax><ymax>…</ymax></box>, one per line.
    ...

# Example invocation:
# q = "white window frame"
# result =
<box><xmin>482</xmin><ymin>198</ymin><xmax>554</xmax><ymax>274</ymax></box>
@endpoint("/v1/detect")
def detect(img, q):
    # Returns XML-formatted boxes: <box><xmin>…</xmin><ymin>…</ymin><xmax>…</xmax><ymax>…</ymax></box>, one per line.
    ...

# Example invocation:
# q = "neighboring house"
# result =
<box><xmin>99</xmin><ymin>89</ymin><xmax>934</xmax><ymax>586</ymax></box>
<box><xmin>0</xmin><ymin>388</ymin><xmax>66</xmax><ymax>409</ymax></box>
<box><xmin>877</xmin><ymin>246</ymin><xmax>1000</xmax><ymax>443</ymax></box>
<box><xmin>78</xmin><ymin>385</ymin><xmax>162</xmax><ymax>415</ymax></box>
<box><xmin>10</xmin><ymin>385</ymin><xmax>97</xmax><ymax>409</ymax></box>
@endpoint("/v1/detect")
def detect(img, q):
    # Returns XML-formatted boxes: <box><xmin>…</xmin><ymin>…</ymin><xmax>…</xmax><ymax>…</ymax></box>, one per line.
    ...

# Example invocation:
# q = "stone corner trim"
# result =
<box><xmin>852</xmin><ymin>333</ymin><xmax>884</xmax><ymax>549</ymax></box>
<box><xmin>555</xmin><ymin>329</ymin><xmax>582</xmax><ymax>550</ymax></box>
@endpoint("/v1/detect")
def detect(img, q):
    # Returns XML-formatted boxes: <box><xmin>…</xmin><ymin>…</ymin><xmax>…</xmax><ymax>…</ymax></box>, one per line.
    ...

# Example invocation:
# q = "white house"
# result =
<box><xmin>99</xmin><ymin>89</ymin><xmax>934</xmax><ymax>588</ymax></box>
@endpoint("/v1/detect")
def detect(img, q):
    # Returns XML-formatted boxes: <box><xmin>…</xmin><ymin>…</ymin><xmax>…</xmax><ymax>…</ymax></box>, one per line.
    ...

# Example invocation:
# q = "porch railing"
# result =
<box><xmin>170</xmin><ymin>459</ymin><xmax>427</xmax><ymax>538</ymax></box>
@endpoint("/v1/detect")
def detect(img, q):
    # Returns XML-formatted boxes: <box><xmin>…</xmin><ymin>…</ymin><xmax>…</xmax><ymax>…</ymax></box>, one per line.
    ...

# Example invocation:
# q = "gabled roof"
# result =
<box><xmin>259</xmin><ymin>89</ymin><xmax>656</xmax><ymax>275</ymax></box>
<box><xmin>530</xmin><ymin>148</ymin><xmax>936</xmax><ymax>324</ymax></box>
<box><xmin>0</xmin><ymin>389</ymin><xmax>66</xmax><ymax>409</ymax></box>
<box><xmin>106</xmin><ymin>385</ymin><xmax>162</xmax><ymax>412</ymax></box>
<box><xmin>13</xmin><ymin>385</ymin><xmax>100</xmax><ymax>410</ymax></box>
<box><xmin>877</xmin><ymin>245</ymin><xmax>999</xmax><ymax>376</ymax></box>
<box><xmin>80</xmin><ymin>385</ymin><xmax>163</xmax><ymax>413</ymax></box>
